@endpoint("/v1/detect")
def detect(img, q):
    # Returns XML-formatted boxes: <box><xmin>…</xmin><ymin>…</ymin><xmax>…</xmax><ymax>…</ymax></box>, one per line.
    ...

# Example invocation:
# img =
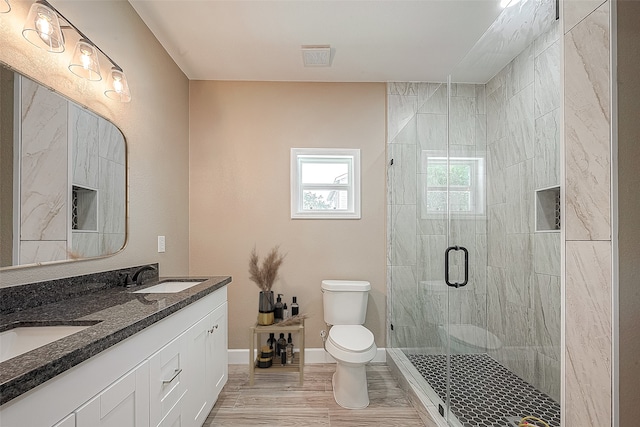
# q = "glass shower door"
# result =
<box><xmin>440</xmin><ymin>73</ymin><xmax>489</xmax><ymax>427</ymax></box>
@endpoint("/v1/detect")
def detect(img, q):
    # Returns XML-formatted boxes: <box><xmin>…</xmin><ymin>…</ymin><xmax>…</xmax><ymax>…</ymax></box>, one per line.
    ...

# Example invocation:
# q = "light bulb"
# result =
<box><xmin>69</xmin><ymin>39</ymin><xmax>101</xmax><ymax>81</ymax></box>
<box><xmin>80</xmin><ymin>47</ymin><xmax>92</xmax><ymax>70</ymax></box>
<box><xmin>105</xmin><ymin>67</ymin><xmax>131</xmax><ymax>102</ymax></box>
<box><xmin>113</xmin><ymin>77</ymin><xmax>123</xmax><ymax>93</ymax></box>
<box><xmin>22</xmin><ymin>1</ymin><xmax>65</xmax><ymax>52</ymax></box>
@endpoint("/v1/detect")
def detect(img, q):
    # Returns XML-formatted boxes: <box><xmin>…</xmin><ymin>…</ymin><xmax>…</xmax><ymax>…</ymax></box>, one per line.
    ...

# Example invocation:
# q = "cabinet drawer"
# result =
<box><xmin>149</xmin><ymin>332</ymin><xmax>188</xmax><ymax>427</ymax></box>
<box><xmin>157</xmin><ymin>390</ymin><xmax>187</xmax><ymax>427</ymax></box>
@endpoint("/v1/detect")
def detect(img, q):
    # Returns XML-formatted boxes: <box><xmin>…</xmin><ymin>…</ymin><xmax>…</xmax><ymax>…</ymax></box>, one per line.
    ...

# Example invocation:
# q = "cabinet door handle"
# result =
<box><xmin>162</xmin><ymin>368</ymin><xmax>182</xmax><ymax>384</ymax></box>
<box><xmin>208</xmin><ymin>324</ymin><xmax>219</xmax><ymax>334</ymax></box>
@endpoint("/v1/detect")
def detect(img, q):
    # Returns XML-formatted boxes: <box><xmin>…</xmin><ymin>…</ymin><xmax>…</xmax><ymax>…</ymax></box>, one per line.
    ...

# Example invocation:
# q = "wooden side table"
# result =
<box><xmin>249</xmin><ymin>320</ymin><xmax>305</xmax><ymax>386</ymax></box>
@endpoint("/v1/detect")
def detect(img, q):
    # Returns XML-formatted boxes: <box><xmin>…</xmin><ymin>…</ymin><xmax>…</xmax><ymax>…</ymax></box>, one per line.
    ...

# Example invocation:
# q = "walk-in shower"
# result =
<box><xmin>387</xmin><ymin>1</ymin><xmax>561</xmax><ymax>426</ymax></box>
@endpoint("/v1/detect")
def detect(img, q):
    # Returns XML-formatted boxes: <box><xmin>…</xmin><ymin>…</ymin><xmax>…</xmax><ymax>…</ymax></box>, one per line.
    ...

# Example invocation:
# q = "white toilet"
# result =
<box><xmin>321</xmin><ymin>280</ymin><xmax>377</xmax><ymax>409</ymax></box>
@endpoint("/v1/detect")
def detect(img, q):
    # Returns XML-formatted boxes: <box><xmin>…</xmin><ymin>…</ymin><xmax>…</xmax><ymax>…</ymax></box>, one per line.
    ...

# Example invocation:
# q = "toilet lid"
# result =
<box><xmin>329</xmin><ymin>325</ymin><xmax>374</xmax><ymax>353</ymax></box>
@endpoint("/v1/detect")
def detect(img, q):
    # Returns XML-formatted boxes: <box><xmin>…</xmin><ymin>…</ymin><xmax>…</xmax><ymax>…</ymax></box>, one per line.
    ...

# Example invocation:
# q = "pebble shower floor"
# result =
<box><xmin>408</xmin><ymin>353</ymin><xmax>560</xmax><ymax>427</ymax></box>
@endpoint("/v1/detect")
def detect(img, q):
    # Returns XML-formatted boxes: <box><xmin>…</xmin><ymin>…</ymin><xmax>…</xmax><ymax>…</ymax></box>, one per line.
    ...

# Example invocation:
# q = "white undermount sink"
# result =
<box><xmin>0</xmin><ymin>325</ymin><xmax>92</xmax><ymax>363</ymax></box>
<box><xmin>132</xmin><ymin>281</ymin><xmax>203</xmax><ymax>294</ymax></box>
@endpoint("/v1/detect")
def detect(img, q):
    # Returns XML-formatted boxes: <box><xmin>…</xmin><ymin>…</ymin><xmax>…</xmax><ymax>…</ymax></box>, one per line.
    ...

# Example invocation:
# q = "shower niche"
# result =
<box><xmin>536</xmin><ymin>186</ymin><xmax>561</xmax><ymax>232</ymax></box>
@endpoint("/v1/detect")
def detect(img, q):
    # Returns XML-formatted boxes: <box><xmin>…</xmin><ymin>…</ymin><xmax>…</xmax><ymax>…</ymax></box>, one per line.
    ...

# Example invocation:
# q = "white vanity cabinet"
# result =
<box><xmin>184</xmin><ymin>301</ymin><xmax>228</xmax><ymax>427</ymax></box>
<box><xmin>52</xmin><ymin>414</ymin><xmax>75</xmax><ymax>427</ymax></box>
<box><xmin>149</xmin><ymin>333</ymin><xmax>188</xmax><ymax>427</ymax></box>
<box><xmin>0</xmin><ymin>285</ymin><xmax>228</xmax><ymax>427</ymax></box>
<box><xmin>75</xmin><ymin>361</ymin><xmax>150</xmax><ymax>427</ymax></box>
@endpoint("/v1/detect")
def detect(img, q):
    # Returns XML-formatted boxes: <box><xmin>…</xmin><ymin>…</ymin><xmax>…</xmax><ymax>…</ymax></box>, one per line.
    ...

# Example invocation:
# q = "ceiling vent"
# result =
<box><xmin>301</xmin><ymin>45</ymin><xmax>332</xmax><ymax>67</ymax></box>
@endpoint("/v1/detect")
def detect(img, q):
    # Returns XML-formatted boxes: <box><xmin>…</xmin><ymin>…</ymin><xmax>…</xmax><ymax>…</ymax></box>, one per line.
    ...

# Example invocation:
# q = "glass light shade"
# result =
<box><xmin>22</xmin><ymin>1</ymin><xmax>64</xmax><ymax>52</ymax></box>
<box><xmin>69</xmin><ymin>39</ymin><xmax>101</xmax><ymax>81</ymax></box>
<box><xmin>1</xmin><ymin>0</ymin><xmax>10</xmax><ymax>14</ymax></box>
<box><xmin>104</xmin><ymin>67</ymin><xmax>131</xmax><ymax>102</ymax></box>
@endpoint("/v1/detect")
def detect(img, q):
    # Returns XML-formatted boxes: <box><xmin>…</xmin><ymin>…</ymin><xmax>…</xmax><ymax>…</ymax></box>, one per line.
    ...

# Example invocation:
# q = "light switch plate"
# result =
<box><xmin>157</xmin><ymin>236</ymin><xmax>166</xmax><ymax>253</ymax></box>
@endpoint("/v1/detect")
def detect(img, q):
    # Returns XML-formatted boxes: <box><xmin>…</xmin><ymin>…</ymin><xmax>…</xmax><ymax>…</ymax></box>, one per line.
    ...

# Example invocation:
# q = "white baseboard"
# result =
<box><xmin>229</xmin><ymin>347</ymin><xmax>386</xmax><ymax>365</ymax></box>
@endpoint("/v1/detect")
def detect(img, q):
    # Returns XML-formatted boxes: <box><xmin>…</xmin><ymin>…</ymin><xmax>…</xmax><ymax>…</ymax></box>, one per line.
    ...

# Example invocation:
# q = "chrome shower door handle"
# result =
<box><xmin>444</xmin><ymin>245</ymin><xmax>469</xmax><ymax>288</ymax></box>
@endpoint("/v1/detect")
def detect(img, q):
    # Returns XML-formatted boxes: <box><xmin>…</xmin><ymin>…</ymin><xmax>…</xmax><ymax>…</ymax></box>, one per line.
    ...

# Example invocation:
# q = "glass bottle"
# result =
<box><xmin>286</xmin><ymin>333</ymin><xmax>294</xmax><ymax>364</ymax></box>
<box><xmin>277</xmin><ymin>333</ymin><xmax>287</xmax><ymax>357</ymax></box>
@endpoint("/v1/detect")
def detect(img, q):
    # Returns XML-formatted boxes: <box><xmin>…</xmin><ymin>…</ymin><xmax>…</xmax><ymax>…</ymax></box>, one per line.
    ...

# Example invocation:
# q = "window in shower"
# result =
<box><xmin>424</xmin><ymin>156</ymin><xmax>485</xmax><ymax>216</ymax></box>
<box><xmin>290</xmin><ymin>148</ymin><xmax>361</xmax><ymax>219</ymax></box>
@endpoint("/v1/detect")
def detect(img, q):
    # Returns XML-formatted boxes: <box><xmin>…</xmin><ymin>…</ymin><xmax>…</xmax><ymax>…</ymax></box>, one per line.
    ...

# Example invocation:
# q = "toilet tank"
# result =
<box><xmin>321</xmin><ymin>280</ymin><xmax>371</xmax><ymax>325</ymax></box>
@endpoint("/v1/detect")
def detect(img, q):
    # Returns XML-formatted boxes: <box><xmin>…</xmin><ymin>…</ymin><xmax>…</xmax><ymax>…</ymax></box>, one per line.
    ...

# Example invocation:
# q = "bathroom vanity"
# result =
<box><xmin>0</xmin><ymin>274</ymin><xmax>231</xmax><ymax>427</ymax></box>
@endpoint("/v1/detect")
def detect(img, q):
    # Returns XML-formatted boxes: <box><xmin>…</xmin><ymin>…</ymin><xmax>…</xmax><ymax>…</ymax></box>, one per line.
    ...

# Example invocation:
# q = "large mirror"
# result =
<box><xmin>0</xmin><ymin>63</ymin><xmax>127</xmax><ymax>269</ymax></box>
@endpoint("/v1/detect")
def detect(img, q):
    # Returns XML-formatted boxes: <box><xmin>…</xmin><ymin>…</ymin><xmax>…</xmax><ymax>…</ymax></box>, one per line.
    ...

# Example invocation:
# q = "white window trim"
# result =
<box><xmin>423</xmin><ymin>155</ymin><xmax>485</xmax><ymax>218</ymax></box>
<box><xmin>290</xmin><ymin>148</ymin><xmax>361</xmax><ymax>219</ymax></box>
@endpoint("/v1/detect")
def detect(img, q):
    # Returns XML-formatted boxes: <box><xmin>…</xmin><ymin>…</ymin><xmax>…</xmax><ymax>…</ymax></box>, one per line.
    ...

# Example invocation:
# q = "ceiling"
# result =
<box><xmin>128</xmin><ymin>0</ymin><xmax>506</xmax><ymax>83</ymax></box>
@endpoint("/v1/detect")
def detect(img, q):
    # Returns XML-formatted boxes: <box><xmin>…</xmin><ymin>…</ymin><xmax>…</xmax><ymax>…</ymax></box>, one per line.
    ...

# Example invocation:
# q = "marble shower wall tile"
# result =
<box><xmin>99</xmin><ymin>159</ymin><xmax>126</xmax><ymax>234</ymax></box>
<box><xmin>534</xmin><ymin>232</ymin><xmax>561</xmax><ymax>276</ymax></box>
<box><xmin>564</xmin><ymin>0</ymin><xmax>607</xmax><ymax>33</ymax></box>
<box><xmin>417</xmin><ymin>83</ymin><xmax>447</xmax><ymax>114</ymax></box>
<box><xmin>487</xmin><ymin>204</ymin><xmax>507</xmax><ymax>268</ymax></box>
<box><xmin>19</xmin><ymin>240</ymin><xmax>67</xmax><ymax>264</ymax></box>
<box><xmin>388</xmin><ymin>82</ymin><xmax>418</xmax><ymax>96</ymax></box>
<box><xmin>505</xmin><ymin>83</ymin><xmax>535</xmax><ymax>165</ymax></box>
<box><xmin>390</xmin><ymin>205</ymin><xmax>417</xmax><ymax>266</ymax></box>
<box><xmin>71</xmin><ymin>232</ymin><xmax>100</xmax><ymax>258</ymax></box>
<box><xmin>535</xmin><ymin>20</ymin><xmax>561</xmax><ymax>56</ymax></box>
<box><xmin>475</xmin><ymin>85</ymin><xmax>486</xmax><ymax>114</ymax></box>
<box><xmin>388</xmin><ymin>95</ymin><xmax>417</xmax><ymax>142</ymax></box>
<box><xmin>564</xmin><ymin>1</ymin><xmax>611</xmax><ymax>240</ymax></box>
<box><xmin>101</xmin><ymin>233</ymin><xmax>126</xmax><ymax>255</ymax></box>
<box><xmin>504</xmin><ymin>234</ymin><xmax>534</xmax><ymax>308</ymax></box>
<box><xmin>387</xmin><ymin>143</ymin><xmax>417</xmax><ymax>205</ymax></box>
<box><xmin>534</xmin><ymin>109</ymin><xmax>561</xmax><ymax>189</ymax></box>
<box><xmin>535</xmin><ymin>351</ymin><xmax>561</xmax><ymax>402</ymax></box>
<box><xmin>534</xmin><ymin>274</ymin><xmax>561</xmax><ymax>361</ymax></box>
<box><xmin>534</xmin><ymin>40</ymin><xmax>561</xmax><ymax>119</ymax></box>
<box><xmin>487</xmin><ymin>84</ymin><xmax>506</xmax><ymax>143</ymax></box>
<box><xmin>476</xmin><ymin>114</ymin><xmax>487</xmax><ymax>149</ymax></box>
<box><xmin>487</xmin><ymin>142</ymin><xmax>507</xmax><ymax>206</ymax></box>
<box><xmin>417</xmin><ymin>114</ymin><xmax>447</xmax><ymax>160</ymax></box>
<box><xmin>99</xmin><ymin>120</ymin><xmax>126</xmax><ymax>165</ymax></box>
<box><xmin>449</xmin><ymin>96</ymin><xmax>476</xmax><ymax>146</ymax></box>
<box><xmin>390</xmin><ymin>266</ymin><xmax>420</xmax><ymax>349</ymax></box>
<box><xmin>20</xmin><ymin>77</ymin><xmax>67</xmax><ymax>241</ymax></box>
<box><xmin>487</xmin><ymin>266</ymin><xmax>507</xmax><ymax>340</ymax></box>
<box><xmin>71</xmin><ymin>104</ymin><xmax>99</xmax><ymax>188</ymax></box>
<box><xmin>417</xmin><ymin>234</ymin><xmax>446</xmax><ymax>282</ymax></box>
<box><xmin>507</xmin><ymin>43</ymin><xmax>534</xmax><ymax>98</ymax></box>
<box><xmin>505</xmin><ymin>159</ymin><xmax>535</xmax><ymax>234</ymax></box>
<box><xmin>565</xmin><ymin>240</ymin><xmax>612</xmax><ymax>427</ymax></box>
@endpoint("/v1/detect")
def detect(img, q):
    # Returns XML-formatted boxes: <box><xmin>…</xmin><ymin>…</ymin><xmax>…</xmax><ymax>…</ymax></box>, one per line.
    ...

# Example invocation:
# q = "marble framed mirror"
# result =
<box><xmin>0</xmin><ymin>63</ymin><xmax>127</xmax><ymax>269</ymax></box>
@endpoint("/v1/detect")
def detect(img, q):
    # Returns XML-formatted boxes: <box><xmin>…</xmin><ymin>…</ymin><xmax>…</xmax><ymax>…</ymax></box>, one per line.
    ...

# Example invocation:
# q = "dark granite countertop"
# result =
<box><xmin>0</xmin><ymin>276</ymin><xmax>231</xmax><ymax>406</ymax></box>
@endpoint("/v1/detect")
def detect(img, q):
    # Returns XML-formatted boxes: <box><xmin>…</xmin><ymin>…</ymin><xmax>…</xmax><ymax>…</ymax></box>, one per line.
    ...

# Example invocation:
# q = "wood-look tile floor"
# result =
<box><xmin>203</xmin><ymin>363</ymin><xmax>431</xmax><ymax>426</ymax></box>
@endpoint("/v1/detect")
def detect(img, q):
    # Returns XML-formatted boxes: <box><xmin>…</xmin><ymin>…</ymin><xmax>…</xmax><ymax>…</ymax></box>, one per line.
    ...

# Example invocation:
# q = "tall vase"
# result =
<box><xmin>257</xmin><ymin>290</ymin><xmax>275</xmax><ymax>325</ymax></box>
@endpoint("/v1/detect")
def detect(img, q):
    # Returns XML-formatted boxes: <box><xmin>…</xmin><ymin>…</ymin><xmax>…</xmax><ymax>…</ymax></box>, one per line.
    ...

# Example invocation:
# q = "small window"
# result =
<box><xmin>424</xmin><ymin>156</ymin><xmax>485</xmax><ymax>216</ymax></box>
<box><xmin>291</xmin><ymin>148</ymin><xmax>361</xmax><ymax>219</ymax></box>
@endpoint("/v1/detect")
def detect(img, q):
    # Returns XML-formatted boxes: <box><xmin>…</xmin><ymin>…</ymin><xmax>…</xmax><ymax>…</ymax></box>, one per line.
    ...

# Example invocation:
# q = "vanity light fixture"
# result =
<box><xmin>69</xmin><ymin>39</ymin><xmax>101</xmax><ymax>81</ymax></box>
<box><xmin>1</xmin><ymin>0</ymin><xmax>11</xmax><ymax>14</ymax></box>
<box><xmin>104</xmin><ymin>66</ymin><xmax>131</xmax><ymax>102</ymax></box>
<box><xmin>22</xmin><ymin>1</ymin><xmax>64</xmax><ymax>52</ymax></box>
<box><xmin>20</xmin><ymin>0</ymin><xmax>131</xmax><ymax>102</ymax></box>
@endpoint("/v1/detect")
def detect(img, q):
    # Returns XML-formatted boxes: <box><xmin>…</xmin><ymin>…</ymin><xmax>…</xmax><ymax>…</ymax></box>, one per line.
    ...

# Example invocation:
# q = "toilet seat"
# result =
<box><xmin>326</xmin><ymin>325</ymin><xmax>376</xmax><ymax>364</ymax></box>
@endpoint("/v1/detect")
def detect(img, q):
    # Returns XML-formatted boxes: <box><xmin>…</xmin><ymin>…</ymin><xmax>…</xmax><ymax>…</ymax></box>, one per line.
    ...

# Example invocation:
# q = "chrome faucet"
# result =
<box><xmin>131</xmin><ymin>265</ymin><xmax>157</xmax><ymax>287</ymax></box>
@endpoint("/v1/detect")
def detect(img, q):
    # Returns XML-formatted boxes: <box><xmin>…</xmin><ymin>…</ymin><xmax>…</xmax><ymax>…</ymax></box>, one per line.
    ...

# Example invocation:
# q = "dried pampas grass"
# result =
<box><xmin>276</xmin><ymin>314</ymin><xmax>307</xmax><ymax>326</ymax></box>
<box><xmin>248</xmin><ymin>246</ymin><xmax>286</xmax><ymax>292</ymax></box>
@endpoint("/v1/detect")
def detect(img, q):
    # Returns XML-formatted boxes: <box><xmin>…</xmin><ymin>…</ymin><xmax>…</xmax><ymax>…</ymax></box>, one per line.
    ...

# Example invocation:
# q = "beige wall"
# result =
<box><xmin>0</xmin><ymin>0</ymin><xmax>190</xmax><ymax>287</ymax></box>
<box><xmin>189</xmin><ymin>81</ymin><xmax>387</xmax><ymax>349</ymax></box>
